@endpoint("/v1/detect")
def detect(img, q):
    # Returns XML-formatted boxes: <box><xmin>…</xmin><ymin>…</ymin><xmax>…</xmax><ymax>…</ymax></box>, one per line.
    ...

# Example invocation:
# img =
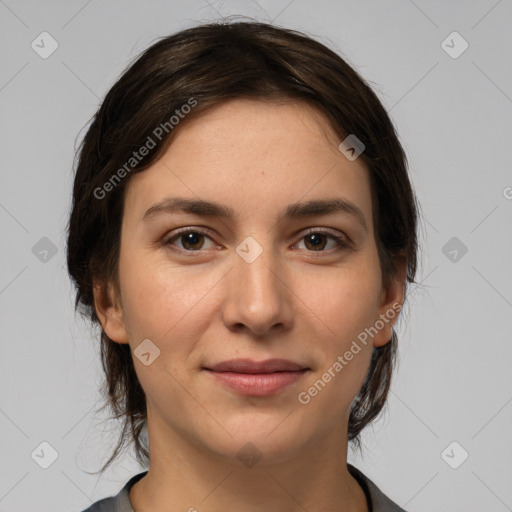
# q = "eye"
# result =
<box><xmin>164</xmin><ymin>227</ymin><xmax>351</xmax><ymax>254</ymax></box>
<box><xmin>294</xmin><ymin>229</ymin><xmax>351</xmax><ymax>252</ymax></box>
<box><xmin>164</xmin><ymin>228</ymin><xmax>217</xmax><ymax>251</ymax></box>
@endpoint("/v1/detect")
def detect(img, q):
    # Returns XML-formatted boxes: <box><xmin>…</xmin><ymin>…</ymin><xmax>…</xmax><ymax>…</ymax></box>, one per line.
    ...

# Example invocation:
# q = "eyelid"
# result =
<box><xmin>301</xmin><ymin>227</ymin><xmax>350</xmax><ymax>242</ymax></box>
<box><xmin>169</xmin><ymin>226</ymin><xmax>217</xmax><ymax>239</ymax></box>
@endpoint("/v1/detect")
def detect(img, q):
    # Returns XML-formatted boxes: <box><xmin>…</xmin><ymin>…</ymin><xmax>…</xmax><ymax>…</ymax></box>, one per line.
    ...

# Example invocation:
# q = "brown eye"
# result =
<box><xmin>164</xmin><ymin>229</ymin><xmax>216</xmax><ymax>251</ymax></box>
<box><xmin>303</xmin><ymin>233</ymin><xmax>329</xmax><ymax>251</ymax></box>
<box><xmin>296</xmin><ymin>230</ymin><xmax>350</xmax><ymax>252</ymax></box>
<box><xmin>163</xmin><ymin>228</ymin><xmax>350</xmax><ymax>255</ymax></box>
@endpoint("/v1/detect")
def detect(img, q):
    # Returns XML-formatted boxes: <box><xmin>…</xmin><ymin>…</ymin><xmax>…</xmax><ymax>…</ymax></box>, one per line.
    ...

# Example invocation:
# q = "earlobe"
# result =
<box><xmin>92</xmin><ymin>278</ymin><xmax>130</xmax><ymax>344</ymax></box>
<box><xmin>372</xmin><ymin>256</ymin><xmax>407</xmax><ymax>348</ymax></box>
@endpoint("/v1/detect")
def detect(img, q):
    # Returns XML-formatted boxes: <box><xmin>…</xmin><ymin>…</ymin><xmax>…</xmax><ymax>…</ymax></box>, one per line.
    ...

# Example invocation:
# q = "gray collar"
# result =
<box><xmin>83</xmin><ymin>465</ymin><xmax>407</xmax><ymax>512</ymax></box>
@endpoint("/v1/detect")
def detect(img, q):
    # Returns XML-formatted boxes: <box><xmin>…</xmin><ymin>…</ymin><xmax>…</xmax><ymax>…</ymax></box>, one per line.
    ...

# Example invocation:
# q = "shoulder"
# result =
<box><xmin>80</xmin><ymin>495</ymin><xmax>117</xmax><ymax>512</ymax></box>
<box><xmin>348</xmin><ymin>464</ymin><xmax>408</xmax><ymax>512</ymax></box>
<box><xmin>79</xmin><ymin>471</ymin><xmax>148</xmax><ymax>512</ymax></box>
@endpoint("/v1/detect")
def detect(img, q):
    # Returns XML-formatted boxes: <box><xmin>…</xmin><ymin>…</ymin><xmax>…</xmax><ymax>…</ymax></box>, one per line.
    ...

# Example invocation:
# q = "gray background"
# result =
<box><xmin>1</xmin><ymin>1</ymin><xmax>511</xmax><ymax>511</ymax></box>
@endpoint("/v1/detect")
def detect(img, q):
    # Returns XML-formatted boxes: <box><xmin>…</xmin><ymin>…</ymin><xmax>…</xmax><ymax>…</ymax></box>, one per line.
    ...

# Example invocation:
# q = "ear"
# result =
<box><xmin>372</xmin><ymin>255</ymin><xmax>407</xmax><ymax>348</ymax></box>
<box><xmin>92</xmin><ymin>278</ymin><xmax>130</xmax><ymax>344</ymax></box>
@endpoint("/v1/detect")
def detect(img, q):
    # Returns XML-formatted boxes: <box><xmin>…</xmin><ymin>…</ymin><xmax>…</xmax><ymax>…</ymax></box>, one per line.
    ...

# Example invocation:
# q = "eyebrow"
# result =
<box><xmin>142</xmin><ymin>196</ymin><xmax>367</xmax><ymax>232</ymax></box>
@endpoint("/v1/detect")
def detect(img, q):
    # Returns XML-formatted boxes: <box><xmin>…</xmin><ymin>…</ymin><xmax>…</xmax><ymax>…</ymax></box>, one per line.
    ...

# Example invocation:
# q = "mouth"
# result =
<box><xmin>202</xmin><ymin>359</ymin><xmax>311</xmax><ymax>396</ymax></box>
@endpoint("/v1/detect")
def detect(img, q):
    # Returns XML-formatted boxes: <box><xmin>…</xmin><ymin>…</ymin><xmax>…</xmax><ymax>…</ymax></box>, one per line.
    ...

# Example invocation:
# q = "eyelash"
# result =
<box><xmin>163</xmin><ymin>227</ymin><xmax>351</xmax><ymax>255</ymax></box>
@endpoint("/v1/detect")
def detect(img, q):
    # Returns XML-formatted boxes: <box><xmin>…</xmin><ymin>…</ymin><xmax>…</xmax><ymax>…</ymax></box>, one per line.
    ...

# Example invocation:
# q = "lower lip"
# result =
<box><xmin>205</xmin><ymin>370</ymin><xmax>308</xmax><ymax>396</ymax></box>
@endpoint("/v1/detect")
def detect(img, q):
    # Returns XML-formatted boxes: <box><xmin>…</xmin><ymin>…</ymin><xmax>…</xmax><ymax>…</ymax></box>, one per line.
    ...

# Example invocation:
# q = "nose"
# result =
<box><xmin>221</xmin><ymin>240</ymin><xmax>294</xmax><ymax>337</ymax></box>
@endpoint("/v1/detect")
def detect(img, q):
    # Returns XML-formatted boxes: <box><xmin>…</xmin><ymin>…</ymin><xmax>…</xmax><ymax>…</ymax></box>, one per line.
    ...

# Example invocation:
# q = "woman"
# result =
<box><xmin>67</xmin><ymin>19</ymin><xmax>419</xmax><ymax>512</ymax></box>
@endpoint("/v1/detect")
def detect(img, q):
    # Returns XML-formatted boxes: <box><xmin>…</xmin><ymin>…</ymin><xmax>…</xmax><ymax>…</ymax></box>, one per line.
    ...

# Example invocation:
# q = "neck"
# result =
<box><xmin>129</xmin><ymin>407</ymin><xmax>368</xmax><ymax>512</ymax></box>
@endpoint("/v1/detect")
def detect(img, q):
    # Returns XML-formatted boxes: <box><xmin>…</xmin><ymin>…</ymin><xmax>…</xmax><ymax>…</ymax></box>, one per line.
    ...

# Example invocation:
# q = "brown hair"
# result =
<box><xmin>66</xmin><ymin>19</ymin><xmax>420</xmax><ymax>473</ymax></box>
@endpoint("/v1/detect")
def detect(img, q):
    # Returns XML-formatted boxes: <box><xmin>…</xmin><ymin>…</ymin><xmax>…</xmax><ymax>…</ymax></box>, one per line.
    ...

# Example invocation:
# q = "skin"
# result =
<box><xmin>93</xmin><ymin>98</ymin><xmax>406</xmax><ymax>512</ymax></box>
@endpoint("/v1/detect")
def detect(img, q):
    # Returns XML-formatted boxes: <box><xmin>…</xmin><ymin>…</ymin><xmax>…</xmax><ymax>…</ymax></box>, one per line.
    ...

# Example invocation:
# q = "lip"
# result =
<box><xmin>203</xmin><ymin>359</ymin><xmax>310</xmax><ymax>397</ymax></box>
<box><xmin>205</xmin><ymin>358</ymin><xmax>308</xmax><ymax>373</ymax></box>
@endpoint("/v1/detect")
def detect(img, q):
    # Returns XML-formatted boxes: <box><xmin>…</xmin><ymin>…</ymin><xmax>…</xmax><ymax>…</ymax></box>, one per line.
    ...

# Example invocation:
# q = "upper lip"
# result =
<box><xmin>204</xmin><ymin>358</ymin><xmax>309</xmax><ymax>374</ymax></box>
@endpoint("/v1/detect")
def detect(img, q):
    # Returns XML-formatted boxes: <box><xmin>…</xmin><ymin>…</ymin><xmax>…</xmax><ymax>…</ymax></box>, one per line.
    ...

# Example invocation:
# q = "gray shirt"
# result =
<box><xmin>80</xmin><ymin>463</ymin><xmax>407</xmax><ymax>512</ymax></box>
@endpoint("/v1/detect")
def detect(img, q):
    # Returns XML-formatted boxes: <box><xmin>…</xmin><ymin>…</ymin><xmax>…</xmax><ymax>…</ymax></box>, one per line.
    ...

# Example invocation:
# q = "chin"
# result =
<box><xmin>197</xmin><ymin>417</ymin><xmax>311</xmax><ymax>467</ymax></box>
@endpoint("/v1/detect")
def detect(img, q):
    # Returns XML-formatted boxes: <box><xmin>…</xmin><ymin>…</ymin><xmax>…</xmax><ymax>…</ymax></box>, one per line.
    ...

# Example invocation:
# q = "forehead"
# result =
<box><xmin>171</xmin><ymin>98</ymin><xmax>345</xmax><ymax>156</ymax></box>
<box><xmin>122</xmin><ymin>98</ymin><xmax>373</xmax><ymax>228</ymax></box>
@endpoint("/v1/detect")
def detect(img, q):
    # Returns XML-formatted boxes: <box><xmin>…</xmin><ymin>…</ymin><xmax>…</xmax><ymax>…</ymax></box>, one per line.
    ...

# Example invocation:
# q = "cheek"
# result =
<box><xmin>118</xmin><ymin>259</ymin><xmax>218</xmax><ymax>404</ymax></box>
<box><xmin>297</xmin><ymin>278</ymin><xmax>376</xmax><ymax>420</ymax></box>
<box><xmin>294</xmin><ymin>259</ymin><xmax>381</xmax><ymax>401</ymax></box>
<box><xmin>119</xmin><ymin>252</ymin><xmax>221</xmax><ymax>351</ymax></box>
<box><xmin>298</xmin><ymin>261</ymin><xmax>381</xmax><ymax>346</ymax></box>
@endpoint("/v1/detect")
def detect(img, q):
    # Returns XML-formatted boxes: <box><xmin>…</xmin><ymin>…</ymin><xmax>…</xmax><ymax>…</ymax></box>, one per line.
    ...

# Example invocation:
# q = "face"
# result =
<box><xmin>95</xmin><ymin>98</ymin><xmax>404</xmax><ymax>465</ymax></box>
